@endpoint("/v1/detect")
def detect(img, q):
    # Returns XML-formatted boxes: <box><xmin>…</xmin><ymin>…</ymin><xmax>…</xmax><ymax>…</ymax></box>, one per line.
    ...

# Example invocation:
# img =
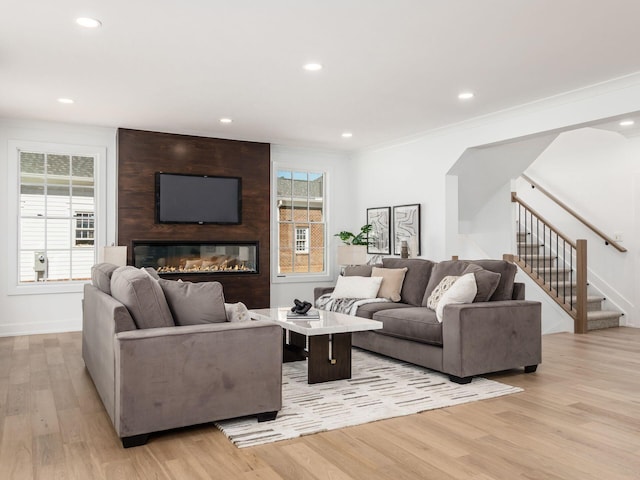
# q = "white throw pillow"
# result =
<box><xmin>225</xmin><ymin>302</ymin><xmax>250</xmax><ymax>322</ymax></box>
<box><xmin>330</xmin><ymin>275</ymin><xmax>383</xmax><ymax>299</ymax></box>
<box><xmin>435</xmin><ymin>273</ymin><xmax>478</xmax><ymax>322</ymax></box>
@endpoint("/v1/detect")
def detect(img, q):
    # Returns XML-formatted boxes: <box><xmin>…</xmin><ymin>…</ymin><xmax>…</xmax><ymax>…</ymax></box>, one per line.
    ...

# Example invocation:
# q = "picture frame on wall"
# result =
<box><xmin>366</xmin><ymin>207</ymin><xmax>391</xmax><ymax>254</ymax></box>
<box><xmin>393</xmin><ymin>204</ymin><xmax>421</xmax><ymax>256</ymax></box>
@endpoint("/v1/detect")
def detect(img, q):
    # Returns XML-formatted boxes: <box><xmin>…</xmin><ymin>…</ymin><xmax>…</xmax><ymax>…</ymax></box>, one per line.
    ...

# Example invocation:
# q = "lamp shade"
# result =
<box><xmin>337</xmin><ymin>245</ymin><xmax>367</xmax><ymax>266</ymax></box>
<box><xmin>100</xmin><ymin>246</ymin><xmax>128</xmax><ymax>266</ymax></box>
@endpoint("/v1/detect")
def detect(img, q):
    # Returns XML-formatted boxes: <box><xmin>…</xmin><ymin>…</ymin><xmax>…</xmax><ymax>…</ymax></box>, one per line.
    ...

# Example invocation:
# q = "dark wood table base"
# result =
<box><xmin>284</xmin><ymin>331</ymin><xmax>352</xmax><ymax>384</ymax></box>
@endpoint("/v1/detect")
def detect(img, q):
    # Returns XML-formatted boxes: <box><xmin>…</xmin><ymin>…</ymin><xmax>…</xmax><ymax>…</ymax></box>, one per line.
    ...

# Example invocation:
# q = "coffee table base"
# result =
<box><xmin>284</xmin><ymin>331</ymin><xmax>352</xmax><ymax>384</ymax></box>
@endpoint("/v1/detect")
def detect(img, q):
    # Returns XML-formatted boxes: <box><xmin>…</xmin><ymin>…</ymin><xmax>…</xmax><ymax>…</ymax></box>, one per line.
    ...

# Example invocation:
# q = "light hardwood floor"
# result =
<box><xmin>1</xmin><ymin>327</ymin><xmax>639</xmax><ymax>479</ymax></box>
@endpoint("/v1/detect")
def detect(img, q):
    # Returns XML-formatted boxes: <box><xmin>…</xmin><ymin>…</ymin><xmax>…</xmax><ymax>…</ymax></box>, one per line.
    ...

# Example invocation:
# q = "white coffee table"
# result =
<box><xmin>250</xmin><ymin>308</ymin><xmax>383</xmax><ymax>384</ymax></box>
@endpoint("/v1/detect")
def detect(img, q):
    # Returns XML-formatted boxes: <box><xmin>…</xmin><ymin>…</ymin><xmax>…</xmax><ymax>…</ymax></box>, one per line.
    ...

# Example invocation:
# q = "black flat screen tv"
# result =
<box><xmin>155</xmin><ymin>172</ymin><xmax>242</xmax><ymax>224</ymax></box>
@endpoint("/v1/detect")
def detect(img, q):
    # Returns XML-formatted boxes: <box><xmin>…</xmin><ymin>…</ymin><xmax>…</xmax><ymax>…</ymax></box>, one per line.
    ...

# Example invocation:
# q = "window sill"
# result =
<box><xmin>272</xmin><ymin>273</ymin><xmax>334</xmax><ymax>284</ymax></box>
<box><xmin>8</xmin><ymin>281</ymin><xmax>88</xmax><ymax>296</ymax></box>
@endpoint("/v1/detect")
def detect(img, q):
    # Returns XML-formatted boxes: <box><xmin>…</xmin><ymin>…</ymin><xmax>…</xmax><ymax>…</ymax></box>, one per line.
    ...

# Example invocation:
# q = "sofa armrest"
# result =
<box><xmin>314</xmin><ymin>286</ymin><xmax>334</xmax><ymax>302</ymax></box>
<box><xmin>442</xmin><ymin>300</ymin><xmax>541</xmax><ymax>379</ymax></box>
<box><xmin>113</xmin><ymin>320</ymin><xmax>283</xmax><ymax>437</ymax></box>
<box><xmin>82</xmin><ymin>284</ymin><xmax>137</xmax><ymax>425</ymax></box>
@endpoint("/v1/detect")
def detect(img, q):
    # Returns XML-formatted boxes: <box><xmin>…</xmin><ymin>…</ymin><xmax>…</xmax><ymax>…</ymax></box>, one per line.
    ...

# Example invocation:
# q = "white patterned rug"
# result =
<box><xmin>215</xmin><ymin>349</ymin><xmax>522</xmax><ymax>448</ymax></box>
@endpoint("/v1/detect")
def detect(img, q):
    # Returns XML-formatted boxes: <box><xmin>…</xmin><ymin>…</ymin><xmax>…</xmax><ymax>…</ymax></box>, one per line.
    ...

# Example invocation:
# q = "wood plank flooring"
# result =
<box><xmin>1</xmin><ymin>327</ymin><xmax>639</xmax><ymax>479</ymax></box>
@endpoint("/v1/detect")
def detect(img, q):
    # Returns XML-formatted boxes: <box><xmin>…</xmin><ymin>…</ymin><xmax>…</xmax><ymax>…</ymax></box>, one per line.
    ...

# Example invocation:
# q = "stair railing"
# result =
<box><xmin>521</xmin><ymin>174</ymin><xmax>627</xmax><ymax>253</ymax></box>
<box><xmin>511</xmin><ymin>192</ymin><xmax>588</xmax><ymax>334</ymax></box>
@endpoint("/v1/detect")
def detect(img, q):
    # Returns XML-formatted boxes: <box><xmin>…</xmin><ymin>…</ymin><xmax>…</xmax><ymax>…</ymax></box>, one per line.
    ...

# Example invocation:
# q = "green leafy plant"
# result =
<box><xmin>334</xmin><ymin>224</ymin><xmax>373</xmax><ymax>245</ymax></box>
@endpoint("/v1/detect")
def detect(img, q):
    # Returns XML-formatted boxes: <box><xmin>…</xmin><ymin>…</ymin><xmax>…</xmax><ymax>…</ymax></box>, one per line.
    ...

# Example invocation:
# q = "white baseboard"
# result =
<box><xmin>0</xmin><ymin>318</ymin><xmax>81</xmax><ymax>337</ymax></box>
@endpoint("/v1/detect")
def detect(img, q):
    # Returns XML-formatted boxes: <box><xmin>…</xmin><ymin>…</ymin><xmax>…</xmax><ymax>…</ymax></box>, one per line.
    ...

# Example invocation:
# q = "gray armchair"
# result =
<box><xmin>82</xmin><ymin>265</ymin><xmax>282</xmax><ymax>447</ymax></box>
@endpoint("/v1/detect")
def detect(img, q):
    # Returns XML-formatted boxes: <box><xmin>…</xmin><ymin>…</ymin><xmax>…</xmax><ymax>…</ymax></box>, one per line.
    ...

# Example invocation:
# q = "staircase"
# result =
<box><xmin>516</xmin><ymin>231</ymin><xmax>622</xmax><ymax>331</ymax></box>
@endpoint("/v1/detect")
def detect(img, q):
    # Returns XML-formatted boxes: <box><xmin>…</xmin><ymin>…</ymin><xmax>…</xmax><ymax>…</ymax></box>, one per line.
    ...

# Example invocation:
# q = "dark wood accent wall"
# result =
<box><xmin>117</xmin><ymin>128</ymin><xmax>270</xmax><ymax>308</ymax></box>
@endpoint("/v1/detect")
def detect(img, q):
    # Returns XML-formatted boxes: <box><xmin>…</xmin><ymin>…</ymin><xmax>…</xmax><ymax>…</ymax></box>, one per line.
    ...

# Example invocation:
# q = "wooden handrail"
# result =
<box><xmin>511</xmin><ymin>192</ymin><xmax>576</xmax><ymax>248</ymax></box>
<box><xmin>521</xmin><ymin>174</ymin><xmax>627</xmax><ymax>253</ymax></box>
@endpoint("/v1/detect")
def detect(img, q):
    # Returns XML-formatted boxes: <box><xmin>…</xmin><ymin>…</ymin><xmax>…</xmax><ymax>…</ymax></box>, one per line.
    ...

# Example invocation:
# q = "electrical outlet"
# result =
<box><xmin>614</xmin><ymin>232</ymin><xmax>623</xmax><ymax>242</ymax></box>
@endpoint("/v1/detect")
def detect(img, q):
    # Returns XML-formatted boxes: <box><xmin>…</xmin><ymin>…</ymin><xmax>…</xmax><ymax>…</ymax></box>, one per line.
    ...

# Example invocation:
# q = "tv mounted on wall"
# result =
<box><xmin>155</xmin><ymin>172</ymin><xmax>242</xmax><ymax>224</ymax></box>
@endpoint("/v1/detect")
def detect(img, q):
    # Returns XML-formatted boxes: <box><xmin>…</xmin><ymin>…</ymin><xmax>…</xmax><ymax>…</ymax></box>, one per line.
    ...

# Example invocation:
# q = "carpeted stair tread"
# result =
<box><xmin>530</xmin><ymin>267</ymin><xmax>574</xmax><ymax>281</ymax></box>
<box><xmin>587</xmin><ymin>310</ymin><xmax>621</xmax><ymax>330</ymax></box>
<box><xmin>518</xmin><ymin>254</ymin><xmax>556</xmax><ymax>266</ymax></box>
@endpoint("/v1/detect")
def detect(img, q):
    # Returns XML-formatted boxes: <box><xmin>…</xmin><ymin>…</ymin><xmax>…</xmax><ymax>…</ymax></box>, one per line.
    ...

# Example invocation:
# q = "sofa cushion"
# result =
<box><xmin>331</xmin><ymin>275</ymin><xmax>382</xmax><ymax>299</ymax></box>
<box><xmin>110</xmin><ymin>266</ymin><xmax>174</xmax><ymax>329</ymax></box>
<box><xmin>91</xmin><ymin>263</ymin><xmax>119</xmax><ymax>295</ymax></box>
<box><xmin>344</xmin><ymin>265</ymin><xmax>373</xmax><ymax>277</ymax></box>
<box><xmin>382</xmin><ymin>258</ymin><xmax>435</xmax><ymax>306</ymax></box>
<box><xmin>355</xmin><ymin>301</ymin><xmax>414</xmax><ymax>319</ymax></box>
<box><xmin>372</xmin><ymin>307</ymin><xmax>443</xmax><ymax>346</ymax></box>
<box><xmin>463</xmin><ymin>264</ymin><xmax>502</xmax><ymax>302</ymax></box>
<box><xmin>426</xmin><ymin>275</ymin><xmax>460</xmax><ymax>310</ymax></box>
<box><xmin>435</xmin><ymin>272</ymin><xmax>477</xmax><ymax>322</ymax></box>
<box><xmin>422</xmin><ymin>260</ymin><xmax>470</xmax><ymax>306</ymax></box>
<box><xmin>467</xmin><ymin>260</ymin><xmax>517</xmax><ymax>301</ymax></box>
<box><xmin>158</xmin><ymin>279</ymin><xmax>228</xmax><ymax>325</ymax></box>
<box><xmin>372</xmin><ymin>267</ymin><xmax>408</xmax><ymax>302</ymax></box>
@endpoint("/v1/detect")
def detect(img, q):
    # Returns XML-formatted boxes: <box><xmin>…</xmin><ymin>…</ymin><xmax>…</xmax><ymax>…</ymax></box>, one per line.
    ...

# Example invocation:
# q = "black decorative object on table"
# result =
<box><xmin>291</xmin><ymin>299</ymin><xmax>312</xmax><ymax>315</ymax></box>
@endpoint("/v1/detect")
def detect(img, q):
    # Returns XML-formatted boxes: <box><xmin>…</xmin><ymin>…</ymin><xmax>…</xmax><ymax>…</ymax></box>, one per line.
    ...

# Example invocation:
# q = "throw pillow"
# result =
<box><xmin>330</xmin><ymin>275</ymin><xmax>383</xmax><ymax>299</ymax></box>
<box><xmin>225</xmin><ymin>302</ymin><xmax>251</xmax><ymax>322</ymax></box>
<box><xmin>371</xmin><ymin>267</ymin><xmax>408</xmax><ymax>302</ymax></box>
<box><xmin>110</xmin><ymin>266</ymin><xmax>175</xmax><ymax>329</ymax></box>
<box><xmin>426</xmin><ymin>275</ymin><xmax>460</xmax><ymax>310</ymax></box>
<box><xmin>140</xmin><ymin>266</ymin><xmax>160</xmax><ymax>280</ymax></box>
<box><xmin>91</xmin><ymin>262</ymin><xmax>118</xmax><ymax>295</ymax></box>
<box><xmin>462</xmin><ymin>264</ymin><xmax>501</xmax><ymax>302</ymax></box>
<box><xmin>422</xmin><ymin>260</ymin><xmax>470</xmax><ymax>306</ymax></box>
<box><xmin>158</xmin><ymin>279</ymin><xmax>227</xmax><ymax>326</ymax></box>
<box><xmin>435</xmin><ymin>273</ymin><xmax>478</xmax><ymax>322</ymax></box>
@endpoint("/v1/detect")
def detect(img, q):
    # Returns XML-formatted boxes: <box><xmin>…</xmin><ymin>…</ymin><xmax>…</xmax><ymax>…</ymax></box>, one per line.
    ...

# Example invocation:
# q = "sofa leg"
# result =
<box><xmin>257</xmin><ymin>411</ymin><xmax>278</xmax><ymax>422</ymax></box>
<box><xmin>524</xmin><ymin>364</ymin><xmax>538</xmax><ymax>373</ymax></box>
<box><xmin>121</xmin><ymin>434</ymin><xmax>149</xmax><ymax>448</ymax></box>
<box><xmin>449</xmin><ymin>375</ymin><xmax>472</xmax><ymax>384</ymax></box>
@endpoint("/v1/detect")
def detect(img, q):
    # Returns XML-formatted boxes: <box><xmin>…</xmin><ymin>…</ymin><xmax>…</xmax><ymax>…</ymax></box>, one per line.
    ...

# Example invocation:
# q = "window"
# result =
<box><xmin>75</xmin><ymin>211</ymin><xmax>95</xmax><ymax>246</ymax></box>
<box><xmin>295</xmin><ymin>227</ymin><xmax>309</xmax><ymax>254</ymax></box>
<box><xmin>18</xmin><ymin>150</ymin><xmax>97</xmax><ymax>284</ymax></box>
<box><xmin>276</xmin><ymin>169</ymin><xmax>326</xmax><ymax>275</ymax></box>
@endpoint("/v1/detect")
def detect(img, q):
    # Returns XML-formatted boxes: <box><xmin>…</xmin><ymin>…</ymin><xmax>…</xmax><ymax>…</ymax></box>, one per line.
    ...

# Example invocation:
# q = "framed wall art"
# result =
<box><xmin>366</xmin><ymin>206</ymin><xmax>391</xmax><ymax>254</ymax></box>
<box><xmin>393</xmin><ymin>204</ymin><xmax>421</xmax><ymax>256</ymax></box>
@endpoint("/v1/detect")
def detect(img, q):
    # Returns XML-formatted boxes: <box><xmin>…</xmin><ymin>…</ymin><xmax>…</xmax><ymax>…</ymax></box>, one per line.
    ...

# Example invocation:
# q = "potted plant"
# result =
<box><xmin>335</xmin><ymin>224</ymin><xmax>372</xmax><ymax>265</ymax></box>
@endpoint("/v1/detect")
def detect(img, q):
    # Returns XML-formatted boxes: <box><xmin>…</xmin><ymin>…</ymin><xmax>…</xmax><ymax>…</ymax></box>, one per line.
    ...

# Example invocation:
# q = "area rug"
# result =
<box><xmin>215</xmin><ymin>349</ymin><xmax>522</xmax><ymax>448</ymax></box>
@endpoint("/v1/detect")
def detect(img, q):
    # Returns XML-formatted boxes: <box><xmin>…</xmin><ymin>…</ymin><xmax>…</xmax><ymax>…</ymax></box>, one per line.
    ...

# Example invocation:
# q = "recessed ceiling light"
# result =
<box><xmin>303</xmin><ymin>63</ymin><xmax>323</xmax><ymax>71</ymax></box>
<box><xmin>57</xmin><ymin>98</ymin><xmax>74</xmax><ymax>104</ymax></box>
<box><xmin>619</xmin><ymin>119</ymin><xmax>635</xmax><ymax>126</ymax></box>
<box><xmin>458</xmin><ymin>92</ymin><xmax>474</xmax><ymax>100</ymax></box>
<box><xmin>220</xmin><ymin>118</ymin><xmax>232</xmax><ymax>124</ymax></box>
<box><xmin>341</xmin><ymin>132</ymin><xmax>353</xmax><ymax>138</ymax></box>
<box><xmin>76</xmin><ymin>17</ymin><xmax>102</xmax><ymax>28</ymax></box>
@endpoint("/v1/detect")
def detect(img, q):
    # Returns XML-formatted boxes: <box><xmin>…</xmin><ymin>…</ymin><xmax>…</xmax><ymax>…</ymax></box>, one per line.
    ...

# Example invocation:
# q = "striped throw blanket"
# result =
<box><xmin>315</xmin><ymin>294</ymin><xmax>390</xmax><ymax>316</ymax></box>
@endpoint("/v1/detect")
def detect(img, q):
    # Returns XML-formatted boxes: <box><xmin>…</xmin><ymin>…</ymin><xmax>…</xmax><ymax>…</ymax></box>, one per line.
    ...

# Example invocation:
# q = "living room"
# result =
<box><xmin>1</xmin><ymin>2</ymin><xmax>640</xmax><ymax>478</ymax></box>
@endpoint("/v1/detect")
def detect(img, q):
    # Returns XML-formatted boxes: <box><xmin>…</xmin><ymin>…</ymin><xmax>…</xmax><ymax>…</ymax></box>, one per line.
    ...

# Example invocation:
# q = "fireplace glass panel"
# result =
<box><xmin>133</xmin><ymin>241</ymin><xmax>258</xmax><ymax>274</ymax></box>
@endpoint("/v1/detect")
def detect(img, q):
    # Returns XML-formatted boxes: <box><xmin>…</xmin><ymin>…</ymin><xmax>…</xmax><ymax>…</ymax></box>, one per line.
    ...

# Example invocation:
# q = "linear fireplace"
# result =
<box><xmin>132</xmin><ymin>241</ymin><xmax>258</xmax><ymax>275</ymax></box>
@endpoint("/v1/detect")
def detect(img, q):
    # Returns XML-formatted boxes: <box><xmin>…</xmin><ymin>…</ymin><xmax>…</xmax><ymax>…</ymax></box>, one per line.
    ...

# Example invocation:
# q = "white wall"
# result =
<box><xmin>270</xmin><ymin>145</ymin><xmax>354</xmax><ymax>308</ymax></box>
<box><xmin>4</xmin><ymin>73</ymin><xmax>640</xmax><ymax>336</ymax></box>
<box><xmin>350</xmin><ymin>73</ymin><xmax>640</xmax><ymax>333</ymax></box>
<box><xmin>0</xmin><ymin>119</ymin><xmax>117</xmax><ymax>336</ymax></box>
<box><xmin>517</xmin><ymin>127</ymin><xmax>640</xmax><ymax>327</ymax></box>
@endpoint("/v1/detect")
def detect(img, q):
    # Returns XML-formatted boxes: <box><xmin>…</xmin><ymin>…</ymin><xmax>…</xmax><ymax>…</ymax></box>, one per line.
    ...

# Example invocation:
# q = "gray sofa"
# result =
<box><xmin>82</xmin><ymin>263</ymin><xmax>282</xmax><ymax>447</ymax></box>
<box><xmin>315</xmin><ymin>258</ymin><xmax>541</xmax><ymax>384</ymax></box>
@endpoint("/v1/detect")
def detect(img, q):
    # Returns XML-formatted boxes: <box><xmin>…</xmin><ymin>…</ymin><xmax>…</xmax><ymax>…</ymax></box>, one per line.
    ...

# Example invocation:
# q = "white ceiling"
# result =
<box><xmin>2</xmin><ymin>0</ymin><xmax>640</xmax><ymax>151</ymax></box>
